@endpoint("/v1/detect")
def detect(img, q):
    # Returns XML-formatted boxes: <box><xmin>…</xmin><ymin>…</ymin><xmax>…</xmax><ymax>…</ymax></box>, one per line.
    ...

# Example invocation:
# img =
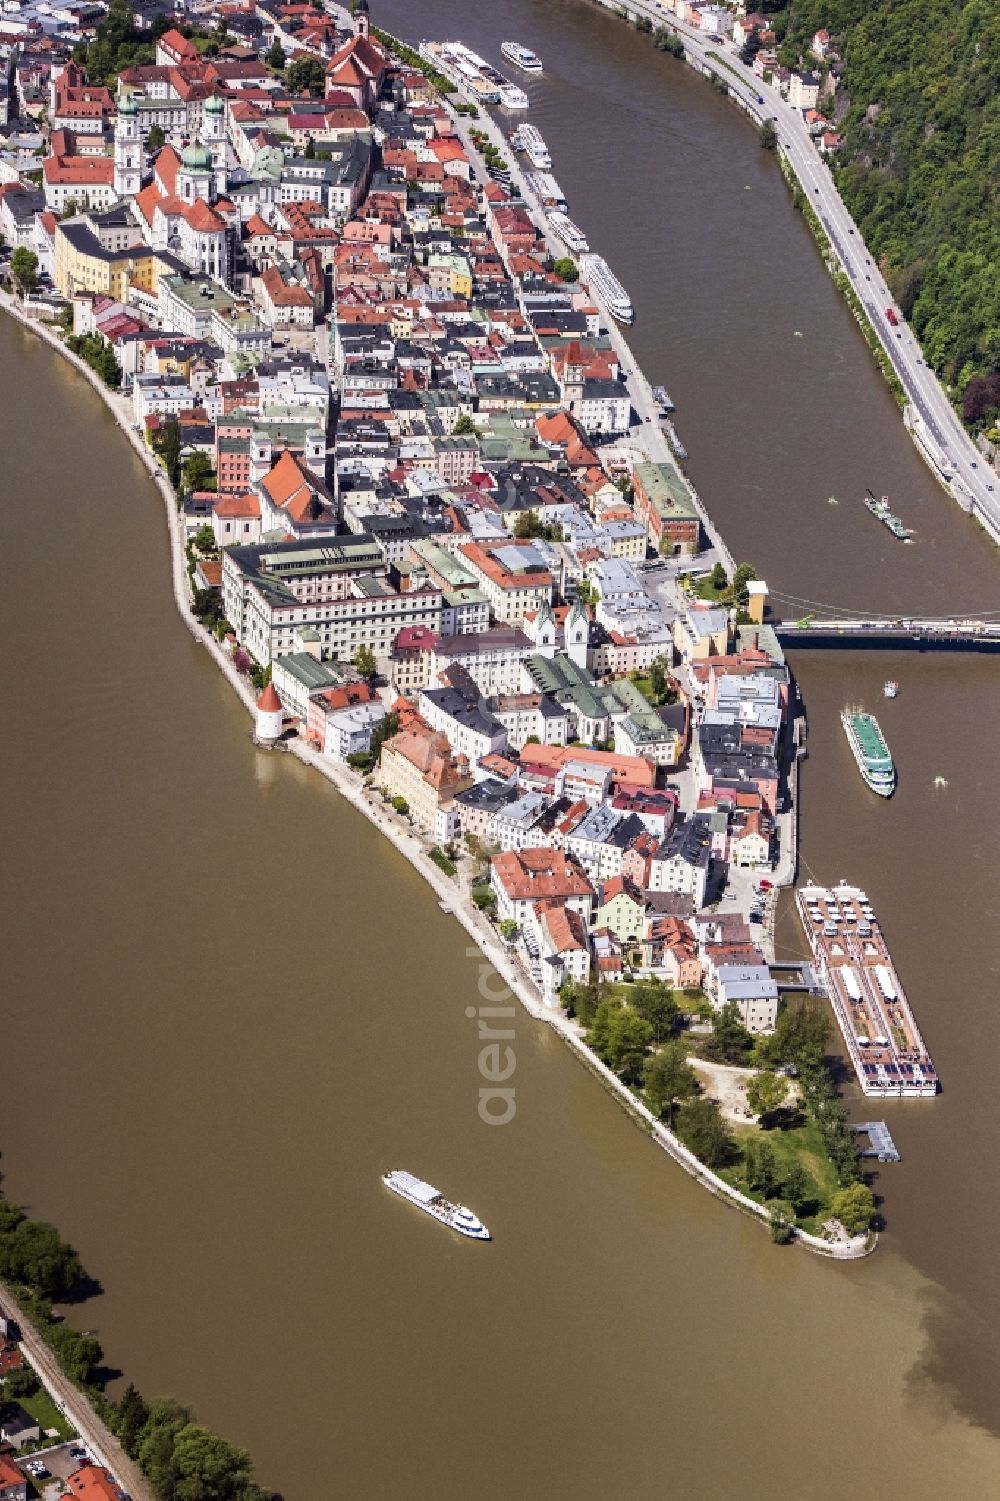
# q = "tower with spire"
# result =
<box><xmin>113</xmin><ymin>93</ymin><xmax>143</xmax><ymax>199</ymax></box>
<box><xmin>201</xmin><ymin>94</ymin><xmax>228</xmax><ymax>198</ymax></box>
<box><xmin>353</xmin><ymin>0</ymin><xmax>370</xmax><ymax>38</ymax></box>
<box><xmin>564</xmin><ymin>597</ymin><xmax>589</xmax><ymax>669</ymax></box>
<box><xmin>534</xmin><ymin>599</ymin><xmax>557</xmax><ymax>658</ymax></box>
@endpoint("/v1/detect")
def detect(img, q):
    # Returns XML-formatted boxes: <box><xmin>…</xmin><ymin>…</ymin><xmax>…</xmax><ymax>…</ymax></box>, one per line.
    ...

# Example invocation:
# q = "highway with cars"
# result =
<box><xmin>609</xmin><ymin>0</ymin><xmax>1000</xmax><ymax>542</ymax></box>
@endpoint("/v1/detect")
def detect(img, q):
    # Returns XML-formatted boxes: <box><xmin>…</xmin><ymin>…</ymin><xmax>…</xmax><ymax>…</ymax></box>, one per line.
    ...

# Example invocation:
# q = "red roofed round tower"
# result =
<box><xmin>255</xmin><ymin>681</ymin><xmax>283</xmax><ymax>743</ymax></box>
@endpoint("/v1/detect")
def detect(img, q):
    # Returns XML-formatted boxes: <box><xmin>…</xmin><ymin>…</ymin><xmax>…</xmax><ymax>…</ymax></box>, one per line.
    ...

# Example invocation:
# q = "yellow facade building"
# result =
<box><xmin>55</xmin><ymin>218</ymin><xmax>168</xmax><ymax>300</ymax></box>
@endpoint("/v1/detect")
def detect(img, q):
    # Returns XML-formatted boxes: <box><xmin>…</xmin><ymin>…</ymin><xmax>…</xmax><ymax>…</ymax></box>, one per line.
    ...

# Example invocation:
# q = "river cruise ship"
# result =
<box><xmin>501</xmin><ymin>41</ymin><xmax>543</xmax><ymax>72</ymax></box>
<box><xmin>383</xmin><ymin>1170</ymin><xmax>491</xmax><ymax>1239</ymax></box>
<box><xmin>514</xmin><ymin>122</ymin><xmax>551</xmax><ymax>169</ymax></box>
<box><xmin>579</xmin><ymin>253</ymin><xmax>634</xmax><ymax>324</ymax></box>
<box><xmin>525</xmin><ymin>170</ymin><xmax>567</xmax><ymax>209</ymax></box>
<box><xmin>419</xmin><ymin>42</ymin><xmax>525</xmax><ymax>106</ymax></box>
<box><xmin>841</xmin><ymin>707</ymin><xmax>896</xmax><ymax>796</ymax></box>
<box><xmin>548</xmin><ymin>211</ymin><xmax>589</xmax><ymax>254</ymax></box>
<box><xmin>797</xmin><ymin>884</ymin><xmax>938</xmax><ymax>1097</ymax></box>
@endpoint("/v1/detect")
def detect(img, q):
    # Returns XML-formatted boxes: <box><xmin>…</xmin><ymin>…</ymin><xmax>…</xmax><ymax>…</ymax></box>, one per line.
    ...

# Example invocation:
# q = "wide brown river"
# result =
<box><xmin>2</xmin><ymin>3</ymin><xmax>1000</xmax><ymax>1496</ymax></box>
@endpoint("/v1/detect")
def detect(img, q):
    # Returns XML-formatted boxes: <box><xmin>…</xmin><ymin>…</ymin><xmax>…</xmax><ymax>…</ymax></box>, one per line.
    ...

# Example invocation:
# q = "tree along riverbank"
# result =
<box><xmin>0</xmin><ymin>1186</ymin><xmax>269</xmax><ymax>1501</ymax></box>
<box><xmin>0</xmin><ymin>263</ymin><xmax>870</xmax><ymax>1262</ymax></box>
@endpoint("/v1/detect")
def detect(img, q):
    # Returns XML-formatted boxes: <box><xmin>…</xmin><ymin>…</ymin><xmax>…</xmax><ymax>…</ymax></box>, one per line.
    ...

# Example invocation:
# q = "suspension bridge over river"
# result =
<box><xmin>765</xmin><ymin>588</ymin><xmax>1000</xmax><ymax>651</ymax></box>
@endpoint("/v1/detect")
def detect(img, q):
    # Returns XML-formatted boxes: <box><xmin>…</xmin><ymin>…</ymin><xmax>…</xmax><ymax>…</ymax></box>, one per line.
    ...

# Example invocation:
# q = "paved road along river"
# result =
<box><xmin>2</xmin><ymin>3</ymin><xmax>1000</xmax><ymax>1496</ymax></box>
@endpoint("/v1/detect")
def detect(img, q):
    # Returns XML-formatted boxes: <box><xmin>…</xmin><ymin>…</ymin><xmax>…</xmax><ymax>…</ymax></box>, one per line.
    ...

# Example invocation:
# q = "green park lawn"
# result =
<box><xmin>721</xmin><ymin>1112</ymin><xmax>842</xmax><ymax>1233</ymax></box>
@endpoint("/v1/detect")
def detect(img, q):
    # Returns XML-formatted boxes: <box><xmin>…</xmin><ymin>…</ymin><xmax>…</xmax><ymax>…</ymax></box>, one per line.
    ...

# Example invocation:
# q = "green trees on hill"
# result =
<box><xmin>830</xmin><ymin>1182</ymin><xmax>876</xmax><ymax>1234</ymax></box>
<box><xmin>768</xmin><ymin>0</ymin><xmax>1000</xmax><ymax>411</ymax></box>
<box><xmin>586</xmin><ymin>997</ymin><xmax>654</xmax><ymax>1085</ymax></box>
<box><xmin>118</xmin><ymin>1396</ymin><xmax>267</xmax><ymax>1501</ymax></box>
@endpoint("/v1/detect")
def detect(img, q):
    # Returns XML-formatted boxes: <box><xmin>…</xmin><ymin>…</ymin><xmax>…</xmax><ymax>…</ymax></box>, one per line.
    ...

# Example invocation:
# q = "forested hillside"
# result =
<box><xmin>762</xmin><ymin>0</ymin><xmax>1000</xmax><ymax>431</ymax></box>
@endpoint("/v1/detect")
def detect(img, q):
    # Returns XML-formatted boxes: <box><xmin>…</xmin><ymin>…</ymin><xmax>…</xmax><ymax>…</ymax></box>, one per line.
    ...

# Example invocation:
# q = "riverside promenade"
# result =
<box><xmin>0</xmin><ymin>184</ymin><xmax>861</xmax><ymax>1261</ymax></box>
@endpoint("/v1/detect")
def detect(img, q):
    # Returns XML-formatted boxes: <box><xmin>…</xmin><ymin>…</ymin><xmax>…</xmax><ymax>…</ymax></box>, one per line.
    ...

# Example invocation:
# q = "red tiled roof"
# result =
<box><xmin>492</xmin><ymin>849</ymin><xmax>593</xmax><ymax>902</ymax></box>
<box><xmin>43</xmin><ymin>153</ymin><xmax>114</xmax><ymax>185</ymax></box>
<box><xmin>65</xmin><ymin>1465</ymin><xmax>122</xmax><ymax>1501</ymax></box>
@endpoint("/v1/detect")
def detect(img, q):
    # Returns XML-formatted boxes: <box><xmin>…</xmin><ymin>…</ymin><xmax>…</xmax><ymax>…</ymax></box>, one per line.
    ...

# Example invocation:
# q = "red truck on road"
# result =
<box><xmin>886</xmin><ymin>307</ymin><xmax>899</xmax><ymax>326</ymax></box>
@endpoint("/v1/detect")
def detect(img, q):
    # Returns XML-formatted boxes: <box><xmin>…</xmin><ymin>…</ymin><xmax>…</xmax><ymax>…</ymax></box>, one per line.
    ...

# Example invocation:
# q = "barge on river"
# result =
<box><xmin>797</xmin><ymin>883</ymin><xmax>938</xmax><ymax>1097</ymax></box>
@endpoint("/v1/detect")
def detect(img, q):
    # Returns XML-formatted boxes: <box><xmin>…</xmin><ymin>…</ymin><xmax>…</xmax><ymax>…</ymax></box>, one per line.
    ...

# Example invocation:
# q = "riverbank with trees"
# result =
<box><xmin>562</xmin><ymin>979</ymin><xmax>876</xmax><ymax>1242</ymax></box>
<box><xmin>0</xmin><ymin>1182</ymin><xmax>271</xmax><ymax>1501</ymax></box>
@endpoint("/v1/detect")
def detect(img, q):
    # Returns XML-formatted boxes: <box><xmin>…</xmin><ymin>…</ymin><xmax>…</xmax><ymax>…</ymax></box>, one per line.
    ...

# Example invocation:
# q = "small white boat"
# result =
<box><xmin>498</xmin><ymin>82</ymin><xmax>529</xmax><ymax>110</ymax></box>
<box><xmin>883</xmin><ymin>680</ymin><xmax>898</xmax><ymax>698</ymax></box>
<box><xmin>383</xmin><ymin>1170</ymin><xmax>490</xmax><ymax>1240</ymax></box>
<box><xmin>501</xmin><ymin>41</ymin><xmax>543</xmax><ymax>73</ymax></box>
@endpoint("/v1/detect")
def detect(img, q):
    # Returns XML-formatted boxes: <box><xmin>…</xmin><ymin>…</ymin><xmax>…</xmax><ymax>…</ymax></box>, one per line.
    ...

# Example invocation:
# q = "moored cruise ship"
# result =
<box><xmin>525</xmin><ymin>171</ymin><xmax>567</xmax><ymax>210</ymax></box>
<box><xmin>548</xmin><ymin>211</ymin><xmax>589</xmax><ymax>254</ymax></box>
<box><xmin>797</xmin><ymin>883</ymin><xmax>938</xmax><ymax>1097</ymax></box>
<box><xmin>841</xmin><ymin>707</ymin><xmax>895</xmax><ymax>796</ymax></box>
<box><xmin>579</xmin><ymin>253</ymin><xmax>634</xmax><ymax>324</ymax></box>
<box><xmin>419</xmin><ymin>41</ymin><xmax>526</xmax><ymax>106</ymax></box>
<box><xmin>514</xmin><ymin>122</ymin><xmax>551</xmax><ymax>169</ymax></box>
<box><xmin>501</xmin><ymin>41</ymin><xmax>543</xmax><ymax>73</ymax></box>
<box><xmin>383</xmin><ymin>1170</ymin><xmax>491</xmax><ymax>1239</ymax></box>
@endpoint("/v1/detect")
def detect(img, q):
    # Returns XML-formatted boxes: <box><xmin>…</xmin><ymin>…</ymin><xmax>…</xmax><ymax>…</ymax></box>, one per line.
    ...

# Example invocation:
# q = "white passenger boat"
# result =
<box><xmin>497</xmin><ymin>81</ymin><xmax>529</xmax><ymax>109</ymax></box>
<box><xmin>841</xmin><ymin>707</ymin><xmax>895</xmax><ymax>797</ymax></box>
<box><xmin>383</xmin><ymin>1170</ymin><xmax>491</xmax><ymax>1240</ymax></box>
<box><xmin>548</xmin><ymin>211</ymin><xmax>589</xmax><ymax>254</ymax></box>
<box><xmin>515</xmin><ymin>122</ymin><xmax>551</xmax><ymax>169</ymax></box>
<box><xmin>579</xmin><ymin>253</ymin><xmax>634</xmax><ymax>324</ymax></box>
<box><xmin>501</xmin><ymin>41</ymin><xmax>543</xmax><ymax>73</ymax></box>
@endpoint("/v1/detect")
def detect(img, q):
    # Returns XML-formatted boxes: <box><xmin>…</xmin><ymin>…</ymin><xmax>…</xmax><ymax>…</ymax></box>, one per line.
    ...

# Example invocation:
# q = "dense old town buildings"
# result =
<box><xmin>9</xmin><ymin>0</ymin><xmax>783</xmax><ymax>1027</ymax></box>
